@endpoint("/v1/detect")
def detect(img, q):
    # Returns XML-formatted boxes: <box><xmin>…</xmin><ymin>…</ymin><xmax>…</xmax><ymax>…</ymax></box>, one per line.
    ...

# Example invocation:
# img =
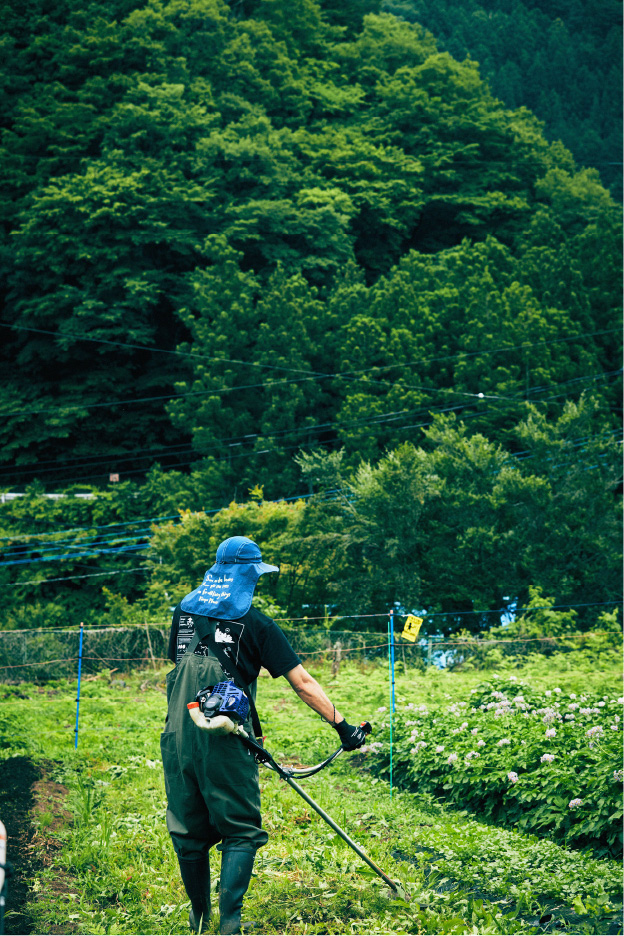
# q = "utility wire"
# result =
<box><xmin>0</xmin><ymin>513</ymin><xmax>182</xmax><ymax>542</ymax></box>
<box><xmin>6</xmin><ymin>567</ymin><xmax>151</xmax><ymax>587</ymax></box>
<box><xmin>8</xmin><ymin>389</ymin><xmax>617</xmax><ymax>489</ymax></box>
<box><xmin>0</xmin><ymin>366</ymin><xmax>619</xmax><ymax>488</ymax></box>
<box><xmin>3</xmin><ymin>357</ymin><xmax>619</xmax><ymax>420</ymax></box>
<box><xmin>0</xmin><ymin>543</ymin><xmax>147</xmax><ymax>568</ymax></box>
<box><xmin>2</xmin><ymin>531</ymin><xmax>153</xmax><ymax>560</ymax></box>
<box><xmin>0</xmin><ymin>489</ymin><xmax>326</xmax><ymax>544</ymax></box>
<box><xmin>0</xmin><ymin>323</ymin><xmax>322</xmax><ymax>377</ymax></box>
<box><xmin>1</xmin><ymin>325</ymin><xmax>619</xmax><ymax>418</ymax></box>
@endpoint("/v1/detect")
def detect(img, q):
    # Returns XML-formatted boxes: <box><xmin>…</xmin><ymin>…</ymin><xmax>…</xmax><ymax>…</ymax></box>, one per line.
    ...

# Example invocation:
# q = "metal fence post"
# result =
<box><xmin>427</xmin><ymin>637</ymin><xmax>432</xmax><ymax>667</ymax></box>
<box><xmin>74</xmin><ymin>623</ymin><xmax>84</xmax><ymax>750</ymax></box>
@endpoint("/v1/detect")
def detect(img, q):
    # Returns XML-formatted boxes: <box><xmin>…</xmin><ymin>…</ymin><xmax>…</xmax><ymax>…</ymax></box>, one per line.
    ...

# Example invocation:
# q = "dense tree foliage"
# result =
<box><xmin>0</xmin><ymin>0</ymin><xmax>620</xmax><ymax>631</ymax></box>
<box><xmin>382</xmin><ymin>0</ymin><xmax>623</xmax><ymax>200</ymax></box>
<box><xmin>1</xmin><ymin>392</ymin><xmax>619</xmax><ymax>630</ymax></box>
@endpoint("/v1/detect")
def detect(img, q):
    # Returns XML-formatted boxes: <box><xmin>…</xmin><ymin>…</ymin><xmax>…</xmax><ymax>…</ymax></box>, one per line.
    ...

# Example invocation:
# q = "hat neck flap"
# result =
<box><xmin>180</xmin><ymin>562</ymin><xmax>261</xmax><ymax>620</ymax></box>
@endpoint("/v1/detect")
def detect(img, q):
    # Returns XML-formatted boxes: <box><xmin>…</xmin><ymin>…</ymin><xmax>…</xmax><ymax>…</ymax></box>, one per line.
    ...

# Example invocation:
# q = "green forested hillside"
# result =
<box><xmin>0</xmin><ymin>0</ymin><xmax>621</xmax><ymax>630</ymax></box>
<box><xmin>383</xmin><ymin>0</ymin><xmax>623</xmax><ymax>200</ymax></box>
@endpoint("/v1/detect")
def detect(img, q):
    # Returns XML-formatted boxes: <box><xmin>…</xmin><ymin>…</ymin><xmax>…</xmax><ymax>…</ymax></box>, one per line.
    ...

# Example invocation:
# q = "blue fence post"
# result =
<box><xmin>387</xmin><ymin>609</ymin><xmax>395</xmax><ymax>799</ymax></box>
<box><xmin>74</xmin><ymin>622</ymin><xmax>84</xmax><ymax>750</ymax></box>
<box><xmin>389</xmin><ymin>609</ymin><xmax>396</xmax><ymax>714</ymax></box>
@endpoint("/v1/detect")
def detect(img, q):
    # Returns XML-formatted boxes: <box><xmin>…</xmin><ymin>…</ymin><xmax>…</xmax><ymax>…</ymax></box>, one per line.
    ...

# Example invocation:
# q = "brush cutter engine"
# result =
<box><xmin>196</xmin><ymin>681</ymin><xmax>250</xmax><ymax>724</ymax></box>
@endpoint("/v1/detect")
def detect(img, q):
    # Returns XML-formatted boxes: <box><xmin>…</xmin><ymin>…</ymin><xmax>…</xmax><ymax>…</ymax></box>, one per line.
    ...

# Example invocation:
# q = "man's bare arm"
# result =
<box><xmin>284</xmin><ymin>664</ymin><xmax>345</xmax><ymax>725</ymax></box>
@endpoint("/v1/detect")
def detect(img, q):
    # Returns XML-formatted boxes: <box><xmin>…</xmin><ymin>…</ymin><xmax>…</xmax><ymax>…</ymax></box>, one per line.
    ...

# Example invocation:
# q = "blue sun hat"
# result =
<box><xmin>180</xmin><ymin>536</ymin><xmax>279</xmax><ymax>620</ymax></box>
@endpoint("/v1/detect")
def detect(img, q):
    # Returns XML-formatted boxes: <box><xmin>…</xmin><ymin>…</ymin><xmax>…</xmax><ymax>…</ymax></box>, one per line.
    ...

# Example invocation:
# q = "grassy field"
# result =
<box><xmin>0</xmin><ymin>652</ymin><xmax>622</xmax><ymax>935</ymax></box>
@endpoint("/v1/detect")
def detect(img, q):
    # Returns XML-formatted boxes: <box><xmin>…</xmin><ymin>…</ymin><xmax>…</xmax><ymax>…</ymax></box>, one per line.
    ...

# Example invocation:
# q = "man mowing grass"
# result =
<box><xmin>161</xmin><ymin>535</ymin><xmax>367</xmax><ymax>935</ymax></box>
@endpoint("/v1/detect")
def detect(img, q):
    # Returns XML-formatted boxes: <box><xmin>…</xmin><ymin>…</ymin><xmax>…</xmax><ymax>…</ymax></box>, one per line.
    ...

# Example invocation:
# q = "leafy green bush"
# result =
<box><xmin>366</xmin><ymin>675</ymin><xmax>623</xmax><ymax>857</ymax></box>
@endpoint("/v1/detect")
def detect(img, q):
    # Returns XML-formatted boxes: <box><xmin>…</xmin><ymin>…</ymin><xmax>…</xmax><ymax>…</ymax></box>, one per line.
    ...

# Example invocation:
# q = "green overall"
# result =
<box><xmin>160</xmin><ymin>627</ymin><xmax>268</xmax><ymax>859</ymax></box>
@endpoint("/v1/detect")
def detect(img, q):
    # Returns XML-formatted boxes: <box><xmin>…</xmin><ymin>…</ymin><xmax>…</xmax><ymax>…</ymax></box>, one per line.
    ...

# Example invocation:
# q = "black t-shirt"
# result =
<box><xmin>167</xmin><ymin>603</ymin><xmax>301</xmax><ymax>687</ymax></box>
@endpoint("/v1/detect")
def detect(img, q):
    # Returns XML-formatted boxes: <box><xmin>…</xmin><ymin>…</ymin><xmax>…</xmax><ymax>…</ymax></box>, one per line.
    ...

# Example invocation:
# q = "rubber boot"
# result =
<box><xmin>178</xmin><ymin>855</ymin><xmax>211</xmax><ymax>934</ymax></box>
<box><xmin>218</xmin><ymin>848</ymin><xmax>256</xmax><ymax>935</ymax></box>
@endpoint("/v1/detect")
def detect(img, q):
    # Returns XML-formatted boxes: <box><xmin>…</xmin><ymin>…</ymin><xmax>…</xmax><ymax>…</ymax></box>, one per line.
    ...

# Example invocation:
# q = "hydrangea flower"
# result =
<box><xmin>586</xmin><ymin>726</ymin><xmax>604</xmax><ymax>738</ymax></box>
<box><xmin>435</xmin><ymin>745</ymin><xmax>445</xmax><ymax>753</ymax></box>
<box><xmin>568</xmin><ymin>798</ymin><xmax>583</xmax><ymax>809</ymax></box>
<box><xmin>545</xmin><ymin>728</ymin><xmax>557</xmax><ymax>739</ymax></box>
<box><xmin>545</xmin><ymin>690</ymin><xmax>552</xmax><ymax>697</ymax></box>
<box><xmin>541</xmin><ymin>753</ymin><xmax>555</xmax><ymax>763</ymax></box>
<box><xmin>497</xmin><ymin>738</ymin><xmax>511</xmax><ymax>746</ymax></box>
<box><xmin>553</xmin><ymin>688</ymin><xmax>562</xmax><ymax>694</ymax></box>
<box><xmin>564</xmin><ymin>714</ymin><xmax>575</xmax><ymax>721</ymax></box>
<box><xmin>377</xmin><ymin>706</ymin><xmax>387</xmax><ymax>713</ymax></box>
<box><xmin>569</xmin><ymin>693</ymin><xmax>577</xmax><ymax>699</ymax></box>
<box><xmin>477</xmin><ymin>739</ymin><xmax>486</xmax><ymax>747</ymax></box>
<box><xmin>613</xmin><ymin>769</ymin><xmax>624</xmax><ymax>783</ymax></box>
<box><xmin>508</xmin><ymin>772</ymin><xmax>519</xmax><ymax>783</ymax></box>
<box><xmin>471</xmin><ymin>727</ymin><xmax>479</xmax><ymax>735</ymax></box>
<box><xmin>466</xmin><ymin>751</ymin><xmax>480</xmax><ymax>760</ymax></box>
<box><xmin>447</xmin><ymin>753</ymin><xmax>458</xmax><ymax>764</ymax></box>
<box><xmin>361</xmin><ymin>741</ymin><xmax>384</xmax><ymax>754</ymax></box>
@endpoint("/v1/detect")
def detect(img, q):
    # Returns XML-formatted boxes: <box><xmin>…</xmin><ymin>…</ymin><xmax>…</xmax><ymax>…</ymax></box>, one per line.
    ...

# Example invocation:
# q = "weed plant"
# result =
<box><xmin>0</xmin><ymin>654</ymin><xmax>621</xmax><ymax>934</ymax></box>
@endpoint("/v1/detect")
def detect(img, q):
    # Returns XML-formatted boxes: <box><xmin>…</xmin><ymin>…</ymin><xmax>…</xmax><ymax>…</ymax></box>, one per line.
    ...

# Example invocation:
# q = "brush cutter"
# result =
<box><xmin>187</xmin><ymin>682</ymin><xmax>403</xmax><ymax>896</ymax></box>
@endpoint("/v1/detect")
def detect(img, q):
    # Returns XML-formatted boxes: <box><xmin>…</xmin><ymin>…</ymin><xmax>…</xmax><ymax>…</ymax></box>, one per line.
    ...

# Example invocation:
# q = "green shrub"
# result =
<box><xmin>366</xmin><ymin>675</ymin><xmax>623</xmax><ymax>857</ymax></box>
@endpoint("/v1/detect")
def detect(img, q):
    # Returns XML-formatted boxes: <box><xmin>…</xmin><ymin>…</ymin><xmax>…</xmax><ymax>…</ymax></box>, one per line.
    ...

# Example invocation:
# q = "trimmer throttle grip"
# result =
<box><xmin>360</xmin><ymin>721</ymin><xmax>372</xmax><ymax>735</ymax></box>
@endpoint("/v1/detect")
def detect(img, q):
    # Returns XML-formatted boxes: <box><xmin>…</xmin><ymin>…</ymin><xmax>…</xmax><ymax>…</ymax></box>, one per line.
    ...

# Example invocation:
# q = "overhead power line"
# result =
<box><xmin>0</xmin><ymin>542</ymin><xmax>148</xmax><ymax>568</ymax></box>
<box><xmin>0</xmin><ymin>350</ymin><xmax>619</xmax><ymax>424</ymax></box>
<box><xmin>0</xmin><ymin>323</ymin><xmax>321</xmax><ymax>377</ymax></box>
<box><xmin>2</xmin><ymin>381</ymin><xmax>618</xmax><ymax>491</ymax></box>
<box><xmin>1</xmin><ymin>324</ymin><xmax>619</xmax><ymax>419</ymax></box>
<box><xmin>6</xmin><ymin>566</ymin><xmax>151</xmax><ymax>587</ymax></box>
<box><xmin>0</xmin><ymin>513</ymin><xmax>181</xmax><ymax>542</ymax></box>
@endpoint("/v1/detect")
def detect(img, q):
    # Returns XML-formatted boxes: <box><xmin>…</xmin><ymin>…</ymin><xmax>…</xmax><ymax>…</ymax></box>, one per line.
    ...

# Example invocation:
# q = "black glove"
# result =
<box><xmin>335</xmin><ymin>719</ymin><xmax>367</xmax><ymax>751</ymax></box>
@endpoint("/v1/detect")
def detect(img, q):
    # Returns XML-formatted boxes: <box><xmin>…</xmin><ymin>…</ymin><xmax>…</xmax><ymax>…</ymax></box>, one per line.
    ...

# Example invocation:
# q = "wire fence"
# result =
<box><xmin>0</xmin><ymin>623</ymin><xmax>620</xmax><ymax>755</ymax></box>
<box><xmin>0</xmin><ymin>622</ymin><xmax>620</xmax><ymax>683</ymax></box>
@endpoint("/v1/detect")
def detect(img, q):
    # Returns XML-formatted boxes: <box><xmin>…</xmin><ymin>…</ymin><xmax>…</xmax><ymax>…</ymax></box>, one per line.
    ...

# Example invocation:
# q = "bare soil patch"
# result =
<box><xmin>0</xmin><ymin>758</ymin><xmax>77</xmax><ymax>935</ymax></box>
<box><xmin>0</xmin><ymin>757</ymin><xmax>39</xmax><ymax>935</ymax></box>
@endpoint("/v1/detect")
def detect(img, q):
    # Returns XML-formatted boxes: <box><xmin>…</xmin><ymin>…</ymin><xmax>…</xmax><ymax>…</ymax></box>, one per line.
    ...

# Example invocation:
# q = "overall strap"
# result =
<box><xmin>184</xmin><ymin>630</ymin><xmax>204</xmax><ymax>656</ymax></box>
<box><xmin>203</xmin><ymin>631</ymin><xmax>264</xmax><ymax>744</ymax></box>
<box><xmin>179</xmin><ymin>618</ymin><xmax>216</xmax><ymax>660</ymax></box>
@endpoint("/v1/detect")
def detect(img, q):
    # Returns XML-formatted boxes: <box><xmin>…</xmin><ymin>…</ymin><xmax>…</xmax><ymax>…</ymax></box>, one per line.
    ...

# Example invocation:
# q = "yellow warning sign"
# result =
<box><xmin>401</xmin><ymin>615</ymin><xmax>423</xmax><ymax>642</ymax></box>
